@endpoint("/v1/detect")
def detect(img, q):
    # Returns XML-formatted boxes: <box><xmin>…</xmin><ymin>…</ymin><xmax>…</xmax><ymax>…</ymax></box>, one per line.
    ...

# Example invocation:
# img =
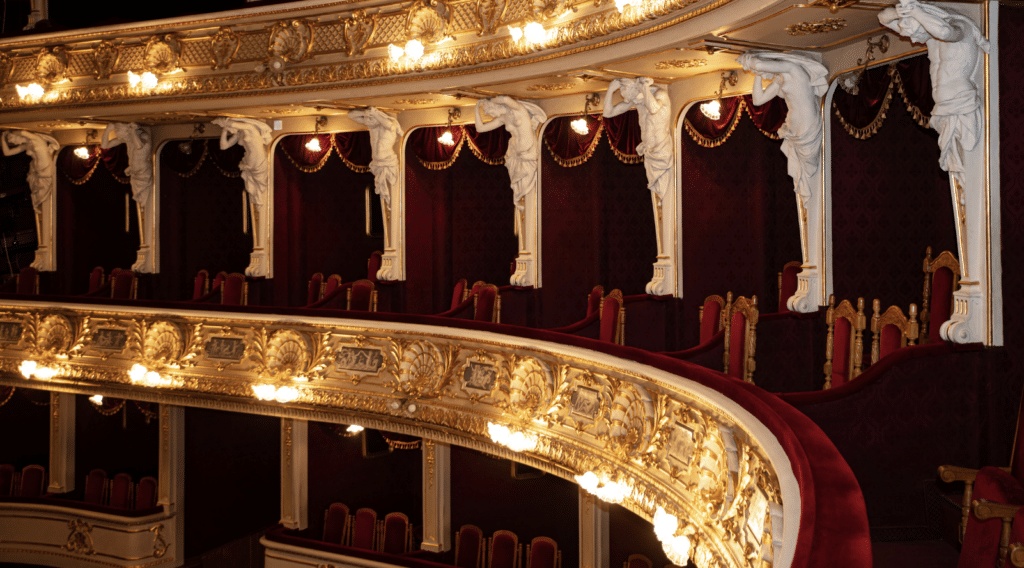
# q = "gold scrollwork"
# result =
<box><xmin>533</xmin><ymin>0</ymin><xmax>572</xmax><ymax>22</ymax></box>
<box><xmin>151</xmin><ymin>524</ymin><xmax>169</xmax><ymax>558</ymax></box>
<box><xmin>526</xmin><ymin>82</ymin><xmax>576</xmax><ymax>91</ymax></box>
<box><xmin>475</xmin><ymin>0</ymin><xmax>508</xmax><ymax>36</ymax></box>
<box><xmin>385</xmin><ymin>339</ymin><xmax>458</xmax><ymax>399</ymax></box>
<box><xmin>210</xmin><ymin>27</ymin><xmax>240</xmax><ymax>70</ymax></box>
<box><xmin>93</xmin><ymin>40</ymin><xmax>120</xmax><ymax>80</ymax></box>
<box><xmin>64</xmin><ymin>519</ymin><xmax>95</xmax><ymax>555</ymax></box>
<box><xmin>34</xmin><ymin>46</ymin><xmax>69</xmax><ymax>85</ymax></box>
<box><xmin>0</xmin><ymin>51</ymin><xmax>12</xmax><ymax>86</ymax></box>
<box><xmin>343</xmin><ymin>10</ymin><xmax>378</xmax><ymax>57</ymax></box>
<box><xmin>654</xmin><ymin>58</ymin><xmax>708</xmax><ymax>70</ymax></box>
<box><xmin>264</xmin><ymin>19</ymin><xmax>314</xmax><ymax>75</ymax></box>
<box><xmin>785</xmin><ymin>17</ymin><xmax>846</xmax><ymax>36</ymax></box>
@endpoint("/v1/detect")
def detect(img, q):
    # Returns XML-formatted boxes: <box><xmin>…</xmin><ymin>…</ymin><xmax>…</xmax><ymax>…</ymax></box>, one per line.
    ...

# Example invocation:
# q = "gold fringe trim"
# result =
<box><xmin>743</xmin><ymin>100</ymin><xmax>782</xmax><ymax>140</ymax></box>
<box><xmin>92</xmin><ymin>399</ymin><xmax>126</xmax><ymax>416</ymax></box>
<box><xmin>280</xmin><ymin>142</ymin><xmax>334</xmax><ymax>173</ymax></box>
<box><xmin>416</xmin><ymin>134</ymin><xmax>466</xmax><ymax>170</ymax></box>
<box><xmin>384</xmin><ymin>438</ymin><xmax>422</xmax><ymax>450</ymax></box>
<box><xmin>170</xmin><ymin>142</ymin><xmax>210</xmax><ymax>178</ymax></box>
<box><xmin>610</xmin><ymin>146</ymin><xmax>644</xmax><ymax>164</ymax></box>
<box><xmin>210</xmin><ymin>162</ymin><xmax>242</xmax><ymax>178</ymax></box>
<box><xmin>464</xmin><ymin>134</ymin><xmax>506</xmax><ymax>166</ymax></box>
<box><xmin>63</xmin><ymin>158</ymin><xmax>101</xmax><ymax>185</ymax></box>
<box><xmin>0</xmin><ymin>387</ymin><xmax>14</xmax><ymax>408</ymax></box>
<box><xmin>832</xmin><ymin>68</ymin><xmax>895</xmax><ymax>140</ymax></box>
<box><xmin>338</xmin><ymin>155</ymin><xmax>371</xmax><ymax>174</ymax></box>
<box><xmin>890</xmin><ymin>64</ymin><xmax>931</xmax><ymax>129</ymax></box>
<box><xmin>544</xmin><ymin>121</ymin><xmax>604</xmax><ymax>168</ymax></box>
<box><xmin>134</xmin><ymin>401</ymin><xmax>158</xmax><ymax>420</ymax></box>
<box><xmin>683</xmin><ymin>100</ymin><xmax>744</xmax><ymax>148</ymax></box>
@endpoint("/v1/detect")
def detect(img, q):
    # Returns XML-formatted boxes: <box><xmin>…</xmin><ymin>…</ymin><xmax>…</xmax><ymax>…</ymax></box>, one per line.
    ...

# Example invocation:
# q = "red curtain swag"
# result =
<box><xmin>832</xmin><ymin>55</ymin><xmax>932</xmax><ymax>139</ymax></box>
<box><xmin>161</xmin><ymin>139</ymin><xmax>245</xmax><ymax>178</ymax></box>
<box><xmin>408</xmin><ymin>125</ymin><xmax>509</xmax><ymax>170</ymax></box>
<box><xmin>683</xmin><ymin>95</ymin><xmax>787</xmax><ymax>148</ymax></box>
<box><xmin>543</xmin><ymin>110</ymin><xmax>643</xmax><ymax>167</ymax></box>
<box><xmin>58</xmin><ymin>143</ymin><xmax>130</xmax><ymax>185</ymax></box>
<box><xmin>277</xmin><ymin>132</ymin><xmax>372</xmax><ymax>174</ymax></box>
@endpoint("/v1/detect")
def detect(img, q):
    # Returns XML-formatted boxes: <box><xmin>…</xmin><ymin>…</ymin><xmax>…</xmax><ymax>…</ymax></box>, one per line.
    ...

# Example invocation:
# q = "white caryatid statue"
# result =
<box><xmin>879</xmin><ymin>0</ymin><xmax>994</xmax><ymax>344</ymax></box>
<box><xmin>2</xmin><ymin>130</ymin><xmax>59</xmax><ymax>271</ymax></box>
<box><xmin>101</xmin><ymin>123</ymin><xmax>156</xmax><ymax>273</ymax></box>
<box><xmin>475</xmin><ymin>96</ymin><xmax>547</xmax><ymax>286</ymax></box>
<box><xmin>348</xmin><ymin>107</ymin><xmax>404</xmax><ymax>281</ymax></box>
<box><xmin>603</xmin><ymin>77</ymin><xmax>676</xmax><ymax>296</ymax></box>
<box><xmin>213</xmin><ymin>117</ymin><xmax>274</xmax><ymax>277</ymax></box>
<box><xmin>738</xmin><ymin>51</ymin><xmax>829</xmax><ymax>312</ymax></box>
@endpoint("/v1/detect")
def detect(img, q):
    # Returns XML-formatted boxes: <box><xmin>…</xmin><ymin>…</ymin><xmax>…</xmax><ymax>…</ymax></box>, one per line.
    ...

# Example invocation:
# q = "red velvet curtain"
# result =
<box><xmin>0</xmin><ymin>387</ymin><xmax>49</xmax><ymax>470</ymax></box>
<box><xmin>55</xmin><ymin>145</ymin><xmax>139</xmax><ymax>295</ymax></box>
<box><xmin>541</xmin><ymin>113</ymin><xmax>654</xmax><ymax>327</ymax></box>
<box><xmin>273</xmin><ymin>131</ymin><xmax>380</xmax><ymax>307</ymax></box>
<box><xmin>74</xmin><ymin>395</ymin><xmax>158</xmax><ymax>496</ymax></box>
<box><xmin>405</xmin><ymin>126</ymin><xmax>517</xmax><ymax>314</ymax></box>
<box><xmin>832</xmin><ymin>56</ymin><xmax>933</xmax><ymax>139</ymax></box>
<box><xmin>154</xmin><ymin>139</ymin><xmax>250</xmax><ymax>301</ymax></box>
<box><xmin>830</xmin><ymin>54</ymin><xmax>956</xmax><ymax>314</ymax></box>
<box><xmin>542</xmin><ymin>110</ymin><xmax>642</xmax><ymax>167</ymax></box>
<box><xmin>683</xmin><ymin>95</ymin><xmax>787</xmax><ymax>147</ymax></box>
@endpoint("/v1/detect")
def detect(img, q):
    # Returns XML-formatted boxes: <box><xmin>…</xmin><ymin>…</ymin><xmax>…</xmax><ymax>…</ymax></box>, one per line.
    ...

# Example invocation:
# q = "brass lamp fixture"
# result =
<box><xmin>839</xmin><ymin>35</ymin><xmax>889</xmax><ymax>95</ymax></box>
<box><xmin>73</xmin><ymin>129</ymin><xmax>97</xmax><ymax>160</ymax></box>
<box><xmin>699</xmin><ymin>70</ymin><xmax>739</xmax><ymax>120</ymax></box>
<box><xmin>178</xmin><ymin>123</ymin><xmax>206</xmax><ymax>155</ymax></box>
<box><xmin>438</xmin><ymin>107</ymin><xmax>461</xmax><ymax>146</ymax></box>
<box><xmin>570</xmin><ymin>93</ymin><xmax>601</xmax><ymax>135</ymax></box>
<box><xmin>305</xmin><ymin>116</ymin><xmax>328</xmax><ymax>152</ymax></box>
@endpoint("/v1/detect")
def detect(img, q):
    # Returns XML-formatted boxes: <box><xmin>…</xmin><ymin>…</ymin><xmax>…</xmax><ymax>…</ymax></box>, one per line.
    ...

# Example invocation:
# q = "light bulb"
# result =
<box><xmin>524</xmin><ymin>22</ymin><xmax>546</xmax><ymax>44</ymax></box>
<box><xmin>305</xmin><ymin>137</ymin><xmax>322</xmax><ymax>152</ymax></box>
<box><xmin>19</xmin><ymin>360</ymin><xmax>37</xmax><ymax>378</ymax></box>
<box><xmin>438</xmin><ymin>130</ymin><xmax>455</xmax><ymax>146</ymax></box>
<box><xmin>16</xmin><ymin>83</ymin><xmax>44</xmax><ymax>101</ymax></box>
<box><xmin>509</xmin><ymin>27</ymin><xmax>523</xmax><ymax>42</ymax></box>
<box><xmin>570</xmin><ymin>117</ymin><xmax>589</xmax><ymax>135</ymax></box>
<box><xmin>346</xmin><ymin>425</ymin><xmax>364</xmax><ymax>434</ymax></box>
<box><xmin>700</xmin><ymin>99</ymin><xmax>722</xmax><ymax>120</ymax></box>
<box><xmin>388</xmin><ymin>44</ymin><xmax>404</xmax><ymax>61</ymax></box>
<box><xmin>404</xmin><ymin>39</ymin><xmax>424</xmax><ymax>61</ymax></box>
<box><xmin>74</xmin><ymin>146</ymin><xmax>90</xmax><ymax>160</ymax></box>
<box><xmin>88</xmin><ymin>394</ymin><xmax>104</xmax><ymax>405</ymax></box>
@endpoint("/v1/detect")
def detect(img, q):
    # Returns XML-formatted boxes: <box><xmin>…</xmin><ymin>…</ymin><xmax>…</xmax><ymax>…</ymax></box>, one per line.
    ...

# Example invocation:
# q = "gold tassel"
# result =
<box><xmin>125</xmin><ymin>193</ymin><xmax>130</xmax><ymax>233</ymax></box>
<box><xmin>243</xmin><ymin>191</ymin><xmax>248</xmax><ymax>234</ymax></box>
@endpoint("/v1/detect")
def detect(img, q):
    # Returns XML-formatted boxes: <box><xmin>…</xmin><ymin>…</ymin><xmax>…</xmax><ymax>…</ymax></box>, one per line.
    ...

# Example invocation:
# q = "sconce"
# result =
<box><xmin>839</xmin><ymin>35</ymin><xmax>889</xmax><ymax>95</ymax></box>
<box><xmin>699</xmin><ymin>70</ymin><xmax>739</xmax><ymax>120</ymax></box>
<box><xmin>179</xmin><ymin>123</ymin><xmax>206</xmax><ymax>156</ymax></box>
<box><xmin>74</xmin><ymin>129</ymin><xmax>97</xmax><ymax>160</ymax></box>
<box><xmin>305</xmin><ymin>116</ymin><xmax>328</xmax><ymax>152</ymax></box>
<box><xmin>570</xmin><ymin>93</ymin><xmax>601</xmax><ymax>136</ymax></box>
<box><xmin>438</xmin><ymin>107</ymin><xmax>461</xmax><ymax>146</ymax></box>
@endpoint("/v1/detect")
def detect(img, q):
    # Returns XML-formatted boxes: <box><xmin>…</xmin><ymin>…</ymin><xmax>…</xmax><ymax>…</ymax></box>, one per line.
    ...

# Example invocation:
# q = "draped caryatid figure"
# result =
<box><xmin>101</xmin><ymin>123</ymin><xmax>157</xmax><ymax>273</ymax></box>
<box><xmin>348</xmin><ymin>107</ymin><xmax>403</xmax><ymax>281</ymax></box>
<box><xmin>2</xmin><ymin>130</ymin><xmax>59</xmax><ymax>271</ymax></box>
<box><xmin>603</xmin><ymin>77</ymin><xmax>677</xmax><ymax>296</ymax></box>
<box><xmin>213</xmin><ymin>117</ymin><xmax>274</xmax><ymax>277</ymax></box>
<box><xmin>879</xmin><ymin>0</ymin><xmax>995</xmax><ymax>344</ymax></box>
<box><xmin>474</xmin><ymin>96</ymin><xmax>547</xmax><ymax>286</ymax></box>
<box><xmin>738</xmin><ymin>51</ymin><xmax>829</xmax><ymax>312</ymax></box>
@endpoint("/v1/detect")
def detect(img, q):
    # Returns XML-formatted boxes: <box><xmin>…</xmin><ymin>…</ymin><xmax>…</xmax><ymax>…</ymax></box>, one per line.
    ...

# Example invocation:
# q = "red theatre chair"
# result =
<box><xmin>822</xmin><ymin>295</ymin><xmax>866</xmax><ymax>390</ymax></box>
<box><xmin>88</xmin><ymin>266</ymin><xmax>106</xmax><ymax>294</ymax></box>
<box><xmin>698</xmin><ymin>294</ymin><xmax>726</xmax><ymax>345</ymax></box>
<box><xmin>136</xmin><ymin>476</ymin><xmax>157</xmax><ymax>510</ymax></box>
<box><xmin>921</xmin><ymin>247</ymin><xmax>961</xmax><ymax>343</ymax></box>
<box><xmin>84</xmin><ymin>468</ymin><xmax>107</xmax><ymax>504</ymax></box>
<box><xmin>526</xmin><ymin>536</ymin><xmax>560</xmax><ymax>568</ymax></box>
<box><xmin>109</xmin><ymin>472</ymin><xmax>133</xmax><ymax>509</ymax></box>
<box><xmin>323</xmin><ymin>274</ymin><xmax>343</xmax><ymax>299</ymax></box>
<box><xmin>306</xmin><ymin>272</ymin><xmax>325</xmax><ymax>306</ymax></box>
<box><xmin>0</xmin><ymin>464</ymin><xmax>14</xmax><ymax>497</ymax></box>
<box><xmin>368</xmin><ymin>250</ymin><xmax>383</xmax><ymax>283</ymax></box>
<box><xmin>624</xmin><ymin>554</ymin><xmax>652</xmax><ymax>568</ymax></box>
<box><xmin>722</xmin><ymin>293</ymin><xmax>758</xmax><ymax>383</ymax></box>
<box><xmin>455</xmin><ymin>524</ymin><xmax>484</xmax><ymax>568</ymax></box>
<box><xmin>347</xmin><ymin>279</ymin><xmax>378</xmax><ymax>312</ymax></box>
<box><xmin>192</xmin><ymin>269</ymin><xmax>210</xmax><ymax>300</ymax></box>
<box><xmin>381</xmin><ymin>511</ymin><xmax>412</xmax><ymax>554</ymax></box>
<box><xmin>351</xmin><ymin>507</ymin><xmax>378</xmax><ymax>550</ymax></box>
<box><xmin>474</xmin><ymin>283</ymin><xmax>500</xmax><ymax>323</ymax></box>
<box><xmin>15</xmin><ymin>266</ymin><xmax>40</xmax><ymax>295</ymax></box>
<box><xmin>487</xmin><ymin>530</ymin><xmax>520</xmax><ymax>568</ymax></box>
<box><xmin>323</xmin><ymin>502</ymin><xmax>351</xmax><ymax>545</ymax></box>
<box><xmin>869</xmin><ymin>299</ymin><xmax>919</xmax><ymax>365</ymax></box>
<box><xmin>19</xmin><ymin>464</ymin><xmax>46</xmax><ymax>498</ymax></box>
<box><xmin>599</xmin><ymin>289</ymin><xmax>626</xmax><ymax>345</ymax></box>
<box><xmin>586</xmin><ymin>285</ymin><xmax>605</xmax><ymax>318</ymax></box>
<box><xmin>221</xmin><ymin>272</ymin><xmax>248</xmax><ymax>305</ymax></box>
<box><xmin>110</xmin><ymin>268</ymin><xmax>138</xmax><ymax>300</ymax></box>
<box><xmin>777</xmin><ymin>260</ymin><xmax>801</xmax><ymax>313</ymax></box>
<box><xmin>451</xmin><ymin>279</ymin><xmax>469</xmax><ymax>310</ymax></box>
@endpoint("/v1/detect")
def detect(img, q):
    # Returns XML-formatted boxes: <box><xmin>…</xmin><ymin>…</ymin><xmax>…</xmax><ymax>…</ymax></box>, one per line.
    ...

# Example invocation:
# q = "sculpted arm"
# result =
<box><xmin>897</xmin><ymin>1</ymin><xmax>963</xmax><ymax>41</ymax></box>
<box><xmin>475</xmin><ymin>102</ymin><xmax>506</xmax><ymax>133</ymax></box>
<box><xmin>100</xmin><ymin>124</ymin><xmax>119</xmax><ymax>149</ymax></box>
<box><xmin>1</xmin><ymin>133</ymin><xmax>23</xmax><ymax>156</ymax></box>
<box><xmin>348</xmin><ymin>109</ymin><xmax>369</xmax><ymax>126</ymax></box>
<box><xmin>219</xmin><ymin>126</ymin><xmax>240</xmax><ymax>150</ymax></box>
<box><xmin>750</xmin><ymin>75</ymin><xmax>782</xmax><ymax>106</ymax></box>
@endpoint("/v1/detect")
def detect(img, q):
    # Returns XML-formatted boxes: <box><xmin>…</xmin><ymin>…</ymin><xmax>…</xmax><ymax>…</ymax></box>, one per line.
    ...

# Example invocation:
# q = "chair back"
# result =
<box><xmin>84</xmin><ymin>468</ymin><xmax>107</xmax><ymax>504</ymax></box>
<box><xmin>625</xmin><ymin>554</ymin><xmax>652</xmax><ymax>568</ymax></box>
<box><xmin>382</xmin><ymin>511</ymin><xmax>411</xmax><ymax>554</ymax></box>
<box><xmin>136</xmin><ymin>476</ymin><xmax>157</xmax><ymax>510</ymax></box>
<box><xmin>921</xmin><ymin>247</ymin><xmax>961</xmax><ymax>343</ymax></box>
<box><xmin>110</xmin><ymin>269</ymin><xmax>137</xmax><ymax>300</ymax></box>
<box><xmin>192</xmin><ymin>269</ymin><xmax>210</xmax><ymax>300</ymax></box>
<box><xmin>347</xmin><ymin>279</ymin><xmax>377</xmax><ymax>312</ymax></box>
<box><xmin>870</xmin><ymin>300</ymin><xmax>919</xmax><ymax>364</ymax></box>
<box><xmin>351</xmin><ymin>507</ymin><xmax>377</xmax><ymax>550</ymax></box>
<box><xmin>455</xmin><ymin>524</ymin><xmax>484</xmax><ymax>568</ymax></box>
<box><xmin>109</xmin><ymin>472</ymin><xmax>133</xmax><ymax>509</ymax></box>
<box><xmin>586</xmin><ymin>285</ymin><xmax>604</xmax><ymax>318</ymax></box>
<box><xmin>212</xmin><ymin>271</ymin><xmax>227</xmax><ymax>290</ymax></box>
<box><xmin>323</xmin><ymin>274</ymin><xmax>343</xmax><ymax>298</ymax></box>
<box><xmin>222</xmin><ymin>273</ymin><xmax>247</xmax><ymax>306</ymax></box>
<box><xmin>323</xmin><ymin>502</ymin><xmax>351</xmax><ymax>545</ymax></box>
<box><xmin>474</xmin><ymin>284</ymin><xmax>500</xmax><ymax>323</ymax></box>
<box><xmin>470</xmin><ymin>281</ymin><xmax>486</xmax><ymax>297</ymax></box>
<box><xmin>699</xmin><ymin>294</ymin><xmax>725</xmax><ymax>344</ymax></box>
<box><xmin>823</xmin><ymin>295</ymin><xmax>866</xmax><ymax>389</ymax></box>
<box><xmin>89</xmin><ymin>266</ymin><xmax>106</xmax><ymax>294</ymax></box>
<box><xmin>20</xmin><ymin>464</ymin><xmax>45</xmax><ymax>498</ymax></box>
<box><xmin>16</xmin><ymin>267</ymin><xmax>39</xmax><ymax>295</ymax></box>
<box><xmin>307</xmin><ymin>272</ymin><xmax>324</xmax><ymax>306</ymax></box>
<box><xmin>778</xmin><ymin>261</ymin><xmax>802</xmax><ymax>313</ymax></box>
<box><xmin>0</xmin><ymin>464</ymin><xmax>14</xmax><ymax>497</ymax></box>
<box><xmin>368</xmin><ymin>251</ymin><xmax>383</xmax><ymax>283</ymax></box>
<box><xmin>451</xmin><ymin>279</ymin><xmax>468</xmax><ymax>310</ymax></box>
<box><xmin>722</xmin><ymin>293</ymin><xmax>758</xmax><ymax>382</ymax></box>
<box><xmin>599</xmin><ymin>289</ymin><xmax>625</xmax><ymax>345</ymax></box>
<box><xmin>527</xmin><ymin>536</ymin><xmax>559</xmax><ymax>568</ymax></box>
<box><xmin>489</xmin><ymin>530</ymin><xmax>519</xmax><ymax>568</ymax></box>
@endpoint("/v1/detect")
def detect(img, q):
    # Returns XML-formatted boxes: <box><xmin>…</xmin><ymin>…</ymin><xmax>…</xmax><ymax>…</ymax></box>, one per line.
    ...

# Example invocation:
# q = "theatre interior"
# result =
<box><xmin>0</xmin><ymin>0</ymin><xmax>1020</xmax><ymax>566</ymax></box>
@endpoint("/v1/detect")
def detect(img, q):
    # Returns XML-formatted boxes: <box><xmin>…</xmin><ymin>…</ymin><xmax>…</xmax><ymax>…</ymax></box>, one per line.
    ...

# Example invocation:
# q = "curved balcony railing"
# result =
<box><xmin>0</xmin><ymin>293</ymin><xmax>871</xmax><ymax>568</ymax></box>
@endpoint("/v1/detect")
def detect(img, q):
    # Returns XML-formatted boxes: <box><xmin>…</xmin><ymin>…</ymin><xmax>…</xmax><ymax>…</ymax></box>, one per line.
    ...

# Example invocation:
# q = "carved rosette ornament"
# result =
<box><xmin>343</xmin><ymin>11</ymin><xmax>378</xmax><ymax>57</ymax></box>
<box><xmin>263</xmin><ymin>20</ymin><xmax>314</xmax><ymax>75</ymax></box>
<box><xmin>406</xmin><ymin>0</ymin><xmax>452</xmax><ymax>43</ymax></box>
<box><xmin>92</xmin><ymin>41</ymin><xmax>120</xmax><ymax>80</ymax></box>
<box><xmin>475</xmin><ymin>0</ymin><xmax>508</xmax><ymax>36</ymax></box>
<box><xmin>144</xmin><ymin>34</ymin><xmax>183</xmax><ymax>75</ymax></box>
<box><xmin>34</xmin><ymin>46</ymin><xmax>70</xmax><ymax>85</ymax></box>
<box><xmin>210</xmin><ymin>27</ymin><xmax>240</xmax><ymax>70</ymax></box>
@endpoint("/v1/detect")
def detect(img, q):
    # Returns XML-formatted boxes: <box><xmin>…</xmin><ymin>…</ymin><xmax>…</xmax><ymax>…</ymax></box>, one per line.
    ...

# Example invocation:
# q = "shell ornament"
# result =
<box><xmin>36</xmin><ymin>314</ymin><xmax>72</xmax><ymax>354</ymax></box>
<box><xmin>143</xmin><ymin>321</ymin><xmax>183</xmax><ymax>363</ymax></box>
<box><xmin>508</xmin><ymin>357</ymin><xmax>553</xmax><ymax>419</ymax></box>
<box><xmin>266</xmin><ymin>329</ymin><xmax>309</xmax><ymax>376</ymax></box>
<box><xmin>397</xmin><ymin>340</ymin><xmax>445</xmax><ymax>397</ymax></box>
<box><xmin>144</xmin><ymin>34</ymin><xmax>182</xmax><ymax>75</ymax></box>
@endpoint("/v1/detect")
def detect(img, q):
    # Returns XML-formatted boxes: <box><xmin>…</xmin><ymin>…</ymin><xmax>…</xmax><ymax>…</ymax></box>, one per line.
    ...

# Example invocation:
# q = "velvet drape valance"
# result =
<box><xmin>832</xmin><ymin>55</ymin><xmax>932</xmax><ymax>139</ymax></box>
<box><xmin>58</xmin><ymin>144</ymin><xmax>130</xmax><ymax>185</ymax></box>
<box><xmin>408</xmin><ymin>125</ymin><xmax>510</xmax><ymax>170</ymax></box>
<box><xmin>543</xmin><ymin>110</ymin><xmax>642</xmax><ymax>167</ymax></box>
<box><xmin>161</xmin><ymin>139</ymin><xmax>244</xmax><ymax>178</ymax></box>
<box><xmin>277</xmin><ymin>132</ymin><xmax>373</xmax><ymax>174</ymax></box>
<box><xmin>683</xmin><ymin>95</ymin><xmax>788</xmax><ymax>148</ymax></box>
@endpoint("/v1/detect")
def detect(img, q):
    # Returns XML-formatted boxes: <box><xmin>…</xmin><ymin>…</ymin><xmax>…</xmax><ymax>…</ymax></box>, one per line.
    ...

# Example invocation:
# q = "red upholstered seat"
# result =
<box><xmin>351</xmin><ymin>507</ymin><xmax>377</xmax><ymax>550</ymax></box>
<box><xmin>527</xmin><ymin>536</ymin><xmax>559</xmax><ymax>568</ymax></box>
<box><xmin>109</xmin><ymin>472</ymin><xmax>133</xmax><ymax>509</ymax></box>
<box><xmin>110</xmin><ymin>268</ymin><xmax>137</xmax><ymax>300</ymax></box>
<box><xmin>381</xmin><ymin>511</ymin><xmax>411</xmax><ymax>554</ymax></box>
<box><xmin>625</xmin><ymin>554</ymin><xmax>652</xmax><ymax>568</ymax></box>
<box><xmin>347</xmin><ymin>279</ymin><xmax>377</xmax><ymax>312</ymax></box>
<box><xmin>451</xmin><ymin>279</ymin><xmax>468</xmax><ymax>310</ymax></box>
<box><xmin>323</xmin><ymin>274</ymin><xmax>343</xmax><ymax>299</ymax></box>
<box><xmin>455</xmin><ymin>524</ymin><xmax>484</xmax><ymax>568</ymax></box>
<box><xmin>722</xmin><ymin>293</ymin><xmax>758</xmax><ymax>383</ymax></box>
<box><xmin>136</xmin><ymin>476</ymin><xmax>157</xmax><ymax>510</ymax></box>
<box><xmin>84</xmin><ymin>468</ymin><xmax>107</xmax><ymax>504</ymax></box>
<box><xmin>367</xmin><ymin>251</ymin><xmax>383</xmax><ymax>283</ymax></box>
<box><xmin>0</xmin><ymin>464</ymin><xmax>13</xmax><ymax>497</ymax></box>
<box><xmin>778</xmin><ymin>261</ymin><xmax>801</xmax><ymax>313</ymax></box>
<box><xmin>88</xmin><ymin>266</ymin><xmax>106</xmax><ymax>294</ymax></box>
<box><xmin>488</xmin><ymin>530</ymin><xmax>519</xmax><ymax>568</ymax></box>
<box><xmin>474</xmin><ymin>284</ymin><xmax>500</xmax><ymax>323</ymax></box>
<box><xmin>869</xmin><ymin>299</ymin><xmax>919</xmax><ymax>365</ymax></box>
<box><xmin>307</xmin><ymin>272</ymin><xmax>325</xmax><ymax>306</ymax></box>
<box><xmin>921</xmin><ymin>247</ymin><xmax>961</xmax><ymax>343</ymax></box>
<box><xmin>599</xmin><ymin>289</ymin><xmax>625</xmax><ymax>345</ymax></box>
<box><xmin>823</xmin><ymin>295</ymin><xmax>866</xmax><ymax>389</ymax></box>
<box><xmin>586</xmin><ymin>285</ymin><xmax>604</xmax><ymax>318</ymax></box>
<box><xmin>193</xmin><ymin>269</ymin><xmax>210</xmax><ymax>300</ymax></box>
<box><xmin>323</xmin><ymin>502</ymin><xmax>351</xmax><ymax>545</ymax></box>
<box><xmin>15</xmin><ymin>267</ymin><xmax>39</xmax><ymax>295</ymax></box>
<box><xmin>222</xmin><ymin>272</ymin><xmax>247</xmax><ymax>305</ymax></box>
<box><xmin>20</xmin><ymin>464</ymin><xmax>45</xmax><ymax>498</ymax></box>
<box><xmin>699</xmin><ymin>294</ymin><xmax>725</xmax><ymax>344</ymax></box>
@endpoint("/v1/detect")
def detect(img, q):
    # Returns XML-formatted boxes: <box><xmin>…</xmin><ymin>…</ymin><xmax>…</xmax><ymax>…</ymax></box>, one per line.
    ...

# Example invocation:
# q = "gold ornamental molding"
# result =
<box><xmin>655</xmin><ymin>58</ymin><xmax>708</xmax><ymax>69</ymax></box>
<box><xmin>784</xmin><ymin>17</ymin><xmax>846</xmax><ymax>36</ymax></box>
<box><xmin>526</xmin><ymin>82</ymin><xmax>577</xmax><ymax>91</ymax></box>
<box><xmin>0</xmin><ymin>300</ymin><xmax>797</xmax><ymax>568</ymax></box>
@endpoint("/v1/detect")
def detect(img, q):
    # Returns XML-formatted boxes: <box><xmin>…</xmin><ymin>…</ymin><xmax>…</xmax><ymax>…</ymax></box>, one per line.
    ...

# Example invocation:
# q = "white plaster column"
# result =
<box><xmin>33</xmin><ymin>182</ymin><xmax>56</xmax><ymax>271</ymax></box>
<box><xmin>512</xmin><ymin>188</ymin><xmax>540</xmax><ymax>287</ymax></box>
<box><xmin>421</xmin><ymin>440</ymin><xmax>451</xmax><ymax>552</ymax></box>
<box><xmin>47</xmin><ymin>392</ymin><xmax>74</xmax><ymax>493</ymax></box>
<box><xmin>159</xmin><ymin>404</ymin><xmax>185</xmax><ymax>564</ymax></box>
<box><xmin>649</xmin><ymin>188</ymin><xmax>678</xmax><ymax>296</ymax></box>
<box><xmin>280</xmin><ymin>418</ymin><xmax>308</xmax><ymax>530</ymax></box>
<box><xmin>578</xmin><ymin>490</ymin><xmax>610</xmax><ymax>568</ymax></box>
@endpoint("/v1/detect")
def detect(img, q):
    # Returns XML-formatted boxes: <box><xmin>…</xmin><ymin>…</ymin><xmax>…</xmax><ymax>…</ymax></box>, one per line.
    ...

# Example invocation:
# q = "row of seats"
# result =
<box><xmin>624</xmin><ymin>553</ymin><xmax>681</xmax><ymax>568</ymax></box>
<box><xmin>322</xmin><ymin>504</ymin><xmax>414</xmax><ymax>554</ymax></box>
<box><xmin>83</xmin><ymin>468</ymin><xmax>157</xmax><ymax>510</ymax></box>
<box><xmin>0</xmin><ymin>464</ymin><xmax>45</xmax><ymax>498</ymax></box>
<box><xmin>453</xmin><ymin>524</ymin><xmax>561</xmax><ymax>568</ymax></box>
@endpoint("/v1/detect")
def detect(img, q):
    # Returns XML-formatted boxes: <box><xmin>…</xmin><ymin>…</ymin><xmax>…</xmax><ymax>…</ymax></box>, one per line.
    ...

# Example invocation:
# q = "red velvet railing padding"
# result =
<box><xmin>383</xmin><ymin>514</ymin><xmax>409</xmax><ymax>554</ymax></box>
<box><xmin>490</xmin><ymin>533</ymin><xmax>518</xmax><ymax>568</ymax></box>
<box><xmin>959</xmin><ymin>467</ymin><xmax>1024</xmax><ymax>568</ymax></box>
<box><xmin>352</xmin><ymin>509</ymin><xmax>377</xmax><ymax>550</ymax></box>
<box><xmin>831</xmin><ymin>318</ymin><xmax>851</xmax><ymax>388</ymax></box>
<box><xmin>455</xmin><ymin>525</ymin><xmax>483</xmax><ymax>568</ymax></box>
<box><xmin>879</xmin><ymin>325</ymin><xmax>903</xmax><ymax>360</ymax></box>
<box><xmin>930</xmin><ymin>267</ymin><xmax>955</xmax><ymax>343</ymax></box>
<box><xmin>700</xmin><ymin>300</ymin><xmax>722</xmax><ymax>344</ymax></box>
<box><xmin>727</xmin><ymin>312</ymin><xmax>746</xmax><ymax>380</ymax></box>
